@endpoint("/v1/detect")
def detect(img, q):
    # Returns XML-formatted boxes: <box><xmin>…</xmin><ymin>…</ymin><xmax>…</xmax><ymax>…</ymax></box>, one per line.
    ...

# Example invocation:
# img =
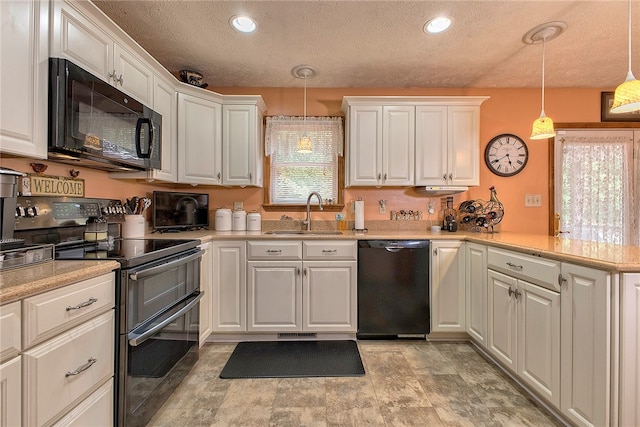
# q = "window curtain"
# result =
<box><xmin>265</xmin><ymin>116</ymin><xmax>343</xmax><ymax>157</ymax></box>
<box><xmin>556</xmin><ymin>131</ymin><xmax>638</xmax><ymax>246</ymax></box>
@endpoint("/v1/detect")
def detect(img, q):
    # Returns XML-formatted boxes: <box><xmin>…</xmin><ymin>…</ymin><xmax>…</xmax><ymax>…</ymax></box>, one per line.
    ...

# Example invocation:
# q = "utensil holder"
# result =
<box><xmin>123</xmin><ymin>215</ymin><xmax>146</xmax><ymax>238</ymax></box>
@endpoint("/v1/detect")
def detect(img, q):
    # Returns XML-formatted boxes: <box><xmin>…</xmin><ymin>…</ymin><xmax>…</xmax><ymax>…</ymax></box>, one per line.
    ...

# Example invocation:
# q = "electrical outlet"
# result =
<box><xmin>524</xmin><ymin>194</ymin><xmax>542</xmax><ymax>207</ymax></box>
<box><xmin>379</xmin><ymin>200</ymin><xmax>386</xmax><ymax>214</ymax></box>
<box><xmin>233</xmin><ymin>201</ymin><xmax>243</xmax><ymax>211</ymax></box>
<box><xmin>427</xmin><ymin>202</ymin><xmax>435</xmax><ymax>215</ymax></box>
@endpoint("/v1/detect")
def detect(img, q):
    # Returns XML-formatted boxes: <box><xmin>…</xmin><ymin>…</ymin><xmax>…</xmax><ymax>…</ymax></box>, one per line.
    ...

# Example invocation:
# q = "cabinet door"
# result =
<box><xmin>303</xmin><ymin>261</ymin><xmax>357</xmax><ymax>332</ymax></box>
<box><xmin>212</xmin><ymin>241</ymin><xmax>246</xmax><ymax>332</ymax></box>
<box><xmin>0</xmin><ymin>0</ymin><xmax>48</xmax><ymax>158</ymax></box>
<box><xmin>0</xmin><ymin>356</ymin><xmax>21</xmax><ymax>427</ymax></box>
<box><xmin>448</xmin><ymin>106</ymin><xmax>480</xmax><ymax>186</ymax></box>
<box><xmin>151</xmin><ymin>74</ymin><xmax>177</xmax><ymax>181</ymax></box>
<box><xmin>247</xmin><ymin>261</ymin><xmax>302</xmax><ymax>332</ymax></box>
<box><xmin>198</xmin><ymin>243</ymin><xmax>213</xmax><ymax>345</ymax></box>
<box><xmin>466</xmin><ymin>243</ymin><xmax>487</xmax><ymax>346</ymax></box>
<box><xmin>517</xmin><ymin>280</ymin><xmax>560</xmax><ymax>407</ymax></box>
<box><xmin>487</xmin><ymin>269</ymin><xmax>517</xmax><ymax>371</ymax></box>
<box><xmin>113</xmin><ymin>43</ymin><xmax>154</xmax><ymax>106</ymax></box>
<box><xmin>431</xmin><ymin>241</ymin><xmax>466</xmax><ymax>333</ymax></box>
<box><xmin>223</xmin><ymin>104</ymin><xmax>258</xmax><ymax>186</ymax></box>
<box><xmin>51</xmin><ymin>1</ymin><xmax>113</xmax><ymax>82</ymax></box>
<box><xmin>621</xmin><ymin>273</ymin><xmax>640</xmax><ymax>427</ymax></box>
<box><xmin>560</xmin><ymin>263</ymin><xmax>610</xmax><ymax>427</ymax></box>
<box><xmin>177</xmin><ymin>93</ymin><xmax>223</xmax><ymax>185</ymax></box>
<box><xmin>347</xmin><ymin>106</ymin><xmax>383</xmax><ymax>186</ymax></box>
<box><xmin>415</xmin><ymin>106</ymin><xmax>448</xmax><ymax>185</ymax></box>
<box><xmin>382</xmin><ymin>106</ymin><xmax>414</xmax><ymax>186</ymax></box>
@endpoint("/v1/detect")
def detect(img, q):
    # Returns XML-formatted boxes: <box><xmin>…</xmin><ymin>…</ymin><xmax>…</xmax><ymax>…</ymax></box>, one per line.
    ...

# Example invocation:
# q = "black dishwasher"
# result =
<box><xmin>357</xmin><ymin>240</ymin><xmax>430</xmax><ymax>338</ymax></box>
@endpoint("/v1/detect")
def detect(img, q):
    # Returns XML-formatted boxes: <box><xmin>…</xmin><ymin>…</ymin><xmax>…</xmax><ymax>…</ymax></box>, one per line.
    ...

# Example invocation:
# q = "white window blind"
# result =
<box><xmin>265</xmin><ymin>116</ymin><xmax>343</xmax><ymax>204</ymax></box>
<box><xmin>554</xmin><ymin>129</ymin><xmax>639</xmax><ymax>246</ymax></box>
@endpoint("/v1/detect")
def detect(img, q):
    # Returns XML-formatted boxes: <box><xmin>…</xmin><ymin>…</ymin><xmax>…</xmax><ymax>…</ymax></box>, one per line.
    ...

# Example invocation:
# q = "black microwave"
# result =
<box><xmin>48</xmin><ymin>58</ymin><xmax>161</xmax><ymax>172</ymax></box>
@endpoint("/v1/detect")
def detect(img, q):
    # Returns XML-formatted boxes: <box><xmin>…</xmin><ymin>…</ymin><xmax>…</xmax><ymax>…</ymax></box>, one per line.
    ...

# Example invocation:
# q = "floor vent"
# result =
<box><xmin>278</xmin><ymin>333</ymin><xmax>317</xmax><ymax>339</ymax></box>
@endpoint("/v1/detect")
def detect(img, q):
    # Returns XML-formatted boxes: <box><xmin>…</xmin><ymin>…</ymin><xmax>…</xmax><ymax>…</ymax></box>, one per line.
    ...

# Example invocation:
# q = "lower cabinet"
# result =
<box><xmin>0</xmin><ymin>355</ymin><xmax>21</xmax><ymax>426</ymax></box>
<box><xmin>246</xmin><ymin>240</ymin><xmax>357</xmax><ymax>334</ymax></box>
<box><xmin>559</xmin><ymin>262</ymin><xmax>610</xmax><ymax>427</ymax></box>
<box><xmin>212</xmin><ymin>240</ymin><xmax>247</xmax><ymax>332</ymax></box>
<box><xmin>430</xmin><ymin>240</ymin><xmax>466</xmax><ymax>333</ymax></box>
<box><xmin>466</xmin><ymin>242</ymin><xmax>487</xmax><ymax>345</ymax></box>
<box><xmin>620</xmin><ymin>272</ymin><xmax>640</xmax><ymax>427</ymax></box>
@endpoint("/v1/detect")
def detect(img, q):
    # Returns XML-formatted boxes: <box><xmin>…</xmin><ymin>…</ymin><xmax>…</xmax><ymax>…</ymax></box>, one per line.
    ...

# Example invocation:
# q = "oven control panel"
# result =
<box><xmin>14</xmin><ymin>196</ymin><xmax>126</xmax><ymax>230</ymax></box>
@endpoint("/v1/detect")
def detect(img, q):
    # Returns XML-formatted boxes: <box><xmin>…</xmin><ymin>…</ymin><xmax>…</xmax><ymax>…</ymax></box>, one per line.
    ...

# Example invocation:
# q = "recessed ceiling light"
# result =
<box><xmin>230</xmin><ymin>15</ymin><xmax>256</xmax><ymax>33</ymax></box>
<box><xmin>424</xmin><ymin>16</ymin><xmax>452</xmax><ymax>34</ymax></box>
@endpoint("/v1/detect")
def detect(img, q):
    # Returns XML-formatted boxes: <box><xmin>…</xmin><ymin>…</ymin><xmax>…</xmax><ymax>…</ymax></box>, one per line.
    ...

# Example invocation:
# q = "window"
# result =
<box><xmin>554</xmin><ymin>129</ymin><xmax>639</xmax><ymax>246</ymax></box>
<box><xmin>265</xmin><ymin>116</ymin><xmax>343</xmax><ymax>205</ymax></box>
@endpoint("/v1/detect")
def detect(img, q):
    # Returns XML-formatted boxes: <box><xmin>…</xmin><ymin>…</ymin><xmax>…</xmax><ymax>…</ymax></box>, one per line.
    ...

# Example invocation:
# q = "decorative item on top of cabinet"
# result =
<box><xmin>484</xmin><ymin>134</ymin><xmax>529</xmax><ymax>177</ymax></box>
<box><xmin>458</xmin><ymin>186</ymin><xmax>504</xmax><ymax>233</ymax></box>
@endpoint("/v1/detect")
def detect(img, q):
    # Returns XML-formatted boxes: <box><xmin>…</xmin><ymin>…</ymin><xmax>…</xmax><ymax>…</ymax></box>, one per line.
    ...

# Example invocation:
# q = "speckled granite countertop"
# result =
<box><xmin>0</xmin><ymin>260</ymin><xmax>119</xmax><ymax>304</ymax></box>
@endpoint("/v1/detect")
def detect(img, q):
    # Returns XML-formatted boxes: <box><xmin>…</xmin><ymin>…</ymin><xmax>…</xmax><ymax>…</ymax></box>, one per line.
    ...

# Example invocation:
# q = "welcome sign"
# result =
<box><xmin>24</xmin><ymin>173</ymin><xmax>85</xmax><ymax>197</ymax></box>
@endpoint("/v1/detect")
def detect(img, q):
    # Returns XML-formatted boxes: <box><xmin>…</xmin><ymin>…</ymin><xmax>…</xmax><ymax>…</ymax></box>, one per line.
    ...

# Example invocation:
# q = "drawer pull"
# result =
<box><xmin>66</xmin><ymin>297</ymin><xmax>98</xmax><ymax>311</ymax></box>
<box><xmin>65</xmin><ymin>357</ymin><xmax>97</xmax><ymax>377</ymax></box>
<box><xmin>266</xmin><ymin>249</ymin><xmax>282</xmax><ymax>254</ymax></box>
<box><xmin>321</xmin><ymin>249</ymin><xmax>338</xmax><ymax>253</ymax></box>
<box><xmin>506</xmin><ymin>262</ymin><xmax>523</xmax><ymax>270</ymax></box>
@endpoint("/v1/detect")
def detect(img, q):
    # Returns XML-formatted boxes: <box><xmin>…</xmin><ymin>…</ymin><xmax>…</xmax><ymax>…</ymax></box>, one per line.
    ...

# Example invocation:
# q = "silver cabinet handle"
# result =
<box><xmin>66</xmin><ymin>297</ymin><xmax>98</xmax><ymax>312</ymax></box>
<box><xmin>377</xmin><ymin>173</ymin><xmax>382</xmax><ymax>181</ymax></box>
<box><xmin>116</xmin><ymin>74</ymin><xmax>123</xmax><ymax>85</ymax></box>
<box><xmin>108</xmin><ymin>70</ymin><xmax>117</xmax><ymax>81</ymax></box>
<box><xmin>303</xmin><ymin>268</ymin><xmax>307</xmax><ymax>277</ymax></box>
<box><xmin>433</xmin><ymin>248</ymin><xmax>438</xmax><ymax>255</ymax></box>
<box><xmin>296</xmin><ymin>267</ymin><xmax>301</xmax><ymax>276</ymax></box>
<box><xmin>442</xmin><ymin>174</ymin><xmax>447</xmax><ymax>181</ymax></box>
<box><xmin>249</xmin><ymin>172</ymin><xmax>252</xmax><ymax>181</ymax></box>
<box><xmin>508</xmin><ymin>287</ymin><xmax>515</xmax><ymax>297</ymax></box>
<box><xmin>558</xmin><ymin>274</ymin><xmax>567</xmax><ymax>287</ymax></box>
<box><xmin>65</xmin><ymin>357</ymin><xmax>97</xmax><ymax>377</ymax></box>
<box><xmin>217</xmin><ymin>172</ymin><xmax>221</xmax><ymax>180</ymax></box>
<box><xmin>266</xmin><ymin>249</ymin><xmax>282</xmax><ymax>254</ymax></box>
<box><xmin>321</xmin><ymin>249</ymin><xmax>337</xmax><ymax>253</ymax></box>
<box><xmin>448</xmin><ymin>173</ymin><xmax>453</xmax><ymax>181</ymax></box>
<box><xmin>506</xmin><ymin>262</ymin><xmax>523</xmax><ymax>270</ymax></box>
<box><xmin>514</xmin><ymin>289</ymin><xmax>522</xmax><ymax>299</ymax></box>
<box><xmin>383</xmin><ymin>173</ymin><xmax>387</xmax><ymax>180</ymax></box>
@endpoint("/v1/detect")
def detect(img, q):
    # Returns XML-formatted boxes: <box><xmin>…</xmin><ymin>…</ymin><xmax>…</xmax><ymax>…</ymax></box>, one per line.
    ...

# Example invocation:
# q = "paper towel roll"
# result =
<box><xmin>354</xmin><ymin>199</ymin><xmax>365</xmax><ymax>230</ymax></box>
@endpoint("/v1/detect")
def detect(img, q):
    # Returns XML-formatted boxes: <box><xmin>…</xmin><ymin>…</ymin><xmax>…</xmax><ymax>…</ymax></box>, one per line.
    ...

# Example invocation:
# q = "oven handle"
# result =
<box><xmin>128</xmin><ymin>290</ymin><xmax>203</xmax><ymax>347</ymax></box>
<box><xmin>128</xmin><ymin>249</ymin><xmax>204</xmax><ymax>281</ymax></box>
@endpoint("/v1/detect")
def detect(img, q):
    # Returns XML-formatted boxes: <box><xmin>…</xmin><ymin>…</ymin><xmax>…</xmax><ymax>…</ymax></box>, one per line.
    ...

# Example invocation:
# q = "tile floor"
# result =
<box><xmin>148</xmin><ymin>341</ymin><xmax>564</xmax><ymax>426</ymax></box>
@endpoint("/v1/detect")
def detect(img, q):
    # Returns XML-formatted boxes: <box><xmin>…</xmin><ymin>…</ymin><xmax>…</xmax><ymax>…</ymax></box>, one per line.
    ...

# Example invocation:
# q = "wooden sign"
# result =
<box><xmin>24</xmin><ymin>173</ymin><xmax>85</xmax><ymax>197</ymax></box>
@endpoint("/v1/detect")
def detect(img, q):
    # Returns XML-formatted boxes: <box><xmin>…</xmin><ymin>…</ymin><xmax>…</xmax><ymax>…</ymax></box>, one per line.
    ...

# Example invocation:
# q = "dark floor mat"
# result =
<box><xmin>219</xmin><ymin>340</ymin><xmax>365</xmax><ymax>379</ymax></box>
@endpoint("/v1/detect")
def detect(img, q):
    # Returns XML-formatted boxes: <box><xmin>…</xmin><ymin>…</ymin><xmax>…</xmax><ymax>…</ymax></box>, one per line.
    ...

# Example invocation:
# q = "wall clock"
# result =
<box><xmin>484</xmin><ymin>134</ymin><xmax>529</xmax><ymax>177</ymax></box>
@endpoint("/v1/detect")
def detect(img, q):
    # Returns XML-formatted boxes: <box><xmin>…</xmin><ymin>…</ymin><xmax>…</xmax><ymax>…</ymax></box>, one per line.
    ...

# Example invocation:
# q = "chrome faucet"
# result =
<box><xmin>302</xmin><ymin>191</ymin><xmax>323</xmax><ymax>231</ymax></box>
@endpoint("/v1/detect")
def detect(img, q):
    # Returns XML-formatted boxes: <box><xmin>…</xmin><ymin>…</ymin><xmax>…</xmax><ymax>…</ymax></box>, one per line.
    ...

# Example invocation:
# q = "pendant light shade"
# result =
<box><xmin>523</xmin><ymin>23</ymin><xmax>565</xmax><ymax>140</ymax></box>
<box><xmin>611</xmin><ymin>0</ymin><xmax>640</xmax><ymax>114</ymax></box>
<box><xmin>292</xmin><ymin>65</ymin><xmax>317</xmax><ymax>153</ymax></box>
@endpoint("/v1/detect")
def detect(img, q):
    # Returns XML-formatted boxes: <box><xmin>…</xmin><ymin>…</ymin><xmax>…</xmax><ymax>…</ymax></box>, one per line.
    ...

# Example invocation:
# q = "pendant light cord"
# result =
<box><xmin>627</xmin><ymin>0</ymin><xmax>632</xmax><ymax>72</ymax></box>
<box><xmin>303</xmin><ymin>75</ymin><xmax>307</xmax><ymax>134</ymax></box>
<box><xmin>541</xmin><ymin>37</ymin><xmax>546</xmax><ymax>115</ymax></box>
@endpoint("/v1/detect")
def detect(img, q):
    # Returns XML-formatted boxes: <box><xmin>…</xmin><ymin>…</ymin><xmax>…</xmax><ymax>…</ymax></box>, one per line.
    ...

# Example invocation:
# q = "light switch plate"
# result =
<box><xmin>524</xmin><ymin>194</ymin><xmax>542</xmax><ymax>207</ymax></box>
<box><xmin>233</xmin><ymin>201</ymin><xmax>243</xmax><ymax>210</ymax></box>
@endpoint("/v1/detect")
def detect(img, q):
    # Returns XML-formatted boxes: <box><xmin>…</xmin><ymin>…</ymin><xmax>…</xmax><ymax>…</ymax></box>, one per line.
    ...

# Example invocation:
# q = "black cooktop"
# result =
<box><xmin>55</xmin><ymin>238</ymin><xmax>200</xmax><ymax>268</ymax></box>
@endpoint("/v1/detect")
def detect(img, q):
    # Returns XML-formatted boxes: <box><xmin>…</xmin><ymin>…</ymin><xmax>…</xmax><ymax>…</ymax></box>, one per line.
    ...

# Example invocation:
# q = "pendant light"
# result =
<box><xmin>292</xmin><ymin>65</ymin><xmax>318</xmax><ymax>153</ymax></box>
<box><xmin>610</xmin><ymin>0</ymin><xmax>640</xmax><ymax>114</ymax></box>
<box><xmin>523</xmin><ymin>22</ymin><xmax>566</xmax><ymax>140</ymax></box>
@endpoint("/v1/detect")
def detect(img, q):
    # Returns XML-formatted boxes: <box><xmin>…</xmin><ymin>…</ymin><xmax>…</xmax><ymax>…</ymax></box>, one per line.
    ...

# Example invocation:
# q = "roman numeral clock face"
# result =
<box><xmin>484</xmin><ymin>134</ymin><xmax>529</xmax><ymax>177</ymax></box>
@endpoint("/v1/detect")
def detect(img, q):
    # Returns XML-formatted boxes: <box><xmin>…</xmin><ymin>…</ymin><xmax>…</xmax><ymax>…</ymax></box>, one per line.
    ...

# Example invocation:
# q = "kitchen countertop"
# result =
<box><xmin>2</xmin><ymin>228</ymin><xmax>638</xmax><ymax>305</ymax></box>
<box><xmin>0</xmin><ymin>260</ymin><xmax>119</xmax><ymax>304</ymax></box>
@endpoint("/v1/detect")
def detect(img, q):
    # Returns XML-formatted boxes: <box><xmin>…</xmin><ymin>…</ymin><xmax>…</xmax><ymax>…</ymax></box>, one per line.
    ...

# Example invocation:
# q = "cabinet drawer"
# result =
<box><xmin>0</xmin><ymin>301</ymin><xmax>21</xmax><ymax>361</ymax></box>
<box><xmin>23</xmin><ymin>273</ymin><xmax>115</xmax><ymax>348</ymax></box>
<box><xmin>247</xmin><ymin>241</ymin><xmax>302</xmax><ymax>260</ymax></box>
<box><xmin>23</xmin><ymin>310</ymin><xmax>114</xmax><ymax>427</ymax></box>
<box><xmin>488</xmin><ymin>247</ymin><xmax>560</xmax><ymax>291</ymax></box>
<box><xmin>52</xmin><ymin>379</ymin><xmax>113</xmax><ymax>427</ymax></box>
<box><xmin>303</xmin><ymin>241</ymin><xmax>357</xmax><ymax>260</ymax></box>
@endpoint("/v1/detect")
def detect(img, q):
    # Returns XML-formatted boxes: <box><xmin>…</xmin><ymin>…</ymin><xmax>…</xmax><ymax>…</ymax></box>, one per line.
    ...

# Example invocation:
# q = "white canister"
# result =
<box><xmin>215</xmin><ymin>207</ymin><xmax>232</xmax><ymax>231</ymax></box>
<box><xmin>247</xmin><ymin>211</ymin><xmax>262</xmax><ymax>231</ymax></box>
<box><xmin>232</xmin><ymin>209</ymin><xmax>247</xmax><ymax>231</ymax></box>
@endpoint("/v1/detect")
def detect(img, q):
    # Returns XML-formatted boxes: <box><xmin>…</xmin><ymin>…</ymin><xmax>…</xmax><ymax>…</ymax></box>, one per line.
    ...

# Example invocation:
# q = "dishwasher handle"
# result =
<box><xmin>385</xmin><ymin>246</ymin><xmax>405</xmax><ymax>252</ymax></box>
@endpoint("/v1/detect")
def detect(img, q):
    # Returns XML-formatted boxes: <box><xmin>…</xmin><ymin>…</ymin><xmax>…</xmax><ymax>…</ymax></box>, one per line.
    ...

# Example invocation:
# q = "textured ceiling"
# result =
<box><xmin>92</xmin><ymin>0</ymin><xmax>640</xmax><ymax>89</ymax></box>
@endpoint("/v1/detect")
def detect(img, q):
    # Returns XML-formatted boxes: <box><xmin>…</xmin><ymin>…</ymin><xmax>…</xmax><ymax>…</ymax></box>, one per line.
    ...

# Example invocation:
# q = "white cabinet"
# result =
<box><xmin>620</xmin><ymin>272</ymin><xmax>640</xmax><ymax>427</ymax></box>
<box><xmin>246</xmin><ymin>240</ymin><xmax>357</xmax><ymax>333</ymax></box>
<box><xmin>342</xmin><ymin>96</ymin><xmax>488</xmax><ymax>187</ymax></box>
<box><xmin>415</xmin><ymin>105</ymin><xmax>481</xmax><ymax>186</ymax></box>
<box><xmin>51</xmin><ymin>1</ymin><xmax>153</xmax><ymax>105</ymax></box>
<box><xmin>177</xmin><ymin>90</ymin><xmax>223</xmax><ymax>185</ymax></box>
<box><xmin>465</xmin><ymin>242</ymin><xmax>487</xmax><ymax>345</ymax></box>
<box><xmin>0</xmin><ymin>300</ymin><xmax>22</xmax><ymax>426</ymax></box>
<box><xmin>222</xmin><ymin>96</ymin><xmax>266</xmax><ymax>187</ymax></box>
<box><xmin>344</xmin><ymin>104</ymin><xmax>414</xmax><ymax>186</ymax></box>
<box><xmin>198</xmin><ymin>242</ymin><xmax>213</xmax><ymax>345</ymax></box>
<box><xmin>0</xmin><ymin>0</ymin><xmax>49</xmax><ymax>158</ymax></box>
<box><xmin>430</xmin><ymin>240</ymin><xmax>466</xmax><ymax>333</ymax></box>
<box><xmin>212</xmin><ymin>241</ymin><xmax>246</xmax><ymax>332</ymax></box>
<box><xmin>487</xmin><ymin>248</ymin><xmax>561</xmax><ymax>408</ymax></box>
<box><xmin>559</xmin><ymin>263</ymin><xmax>610</xmax><ymax>427</ymax></box>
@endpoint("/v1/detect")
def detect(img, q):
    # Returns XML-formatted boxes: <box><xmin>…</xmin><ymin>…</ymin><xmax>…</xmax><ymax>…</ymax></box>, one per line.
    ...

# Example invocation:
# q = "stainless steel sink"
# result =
<box><xmin>264</xmin><ymin>230</ymin><xmax>343</xmax><ymax>235</ymax></box>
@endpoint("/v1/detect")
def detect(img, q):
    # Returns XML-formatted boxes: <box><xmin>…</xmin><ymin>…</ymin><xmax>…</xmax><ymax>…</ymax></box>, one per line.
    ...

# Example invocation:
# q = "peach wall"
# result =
<box><xmin>0</xmin><ymin>86</ymin><xmax>610</xmax><ymax>234</ymax></box>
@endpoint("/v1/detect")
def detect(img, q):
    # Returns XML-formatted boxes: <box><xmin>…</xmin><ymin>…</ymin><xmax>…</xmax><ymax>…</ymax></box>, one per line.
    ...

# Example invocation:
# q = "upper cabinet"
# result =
<box><xmin>50</xmin><ymin>0</ymin><xmax>154</xmax><ymax>105</ymax></box>
<box><xmin>222</xmin><ymin>96</ymin><xmax>267</xmax><ymax>187</ymax></box>
<box><xmin>342</xmin><ymin>96</ymin><xmax>488</xmax><ymax>187</ymax></box>
<box><xmin>0</xmin><ymin>0</ymin><xmax>49</xmax><ymax>159</ymax></box>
